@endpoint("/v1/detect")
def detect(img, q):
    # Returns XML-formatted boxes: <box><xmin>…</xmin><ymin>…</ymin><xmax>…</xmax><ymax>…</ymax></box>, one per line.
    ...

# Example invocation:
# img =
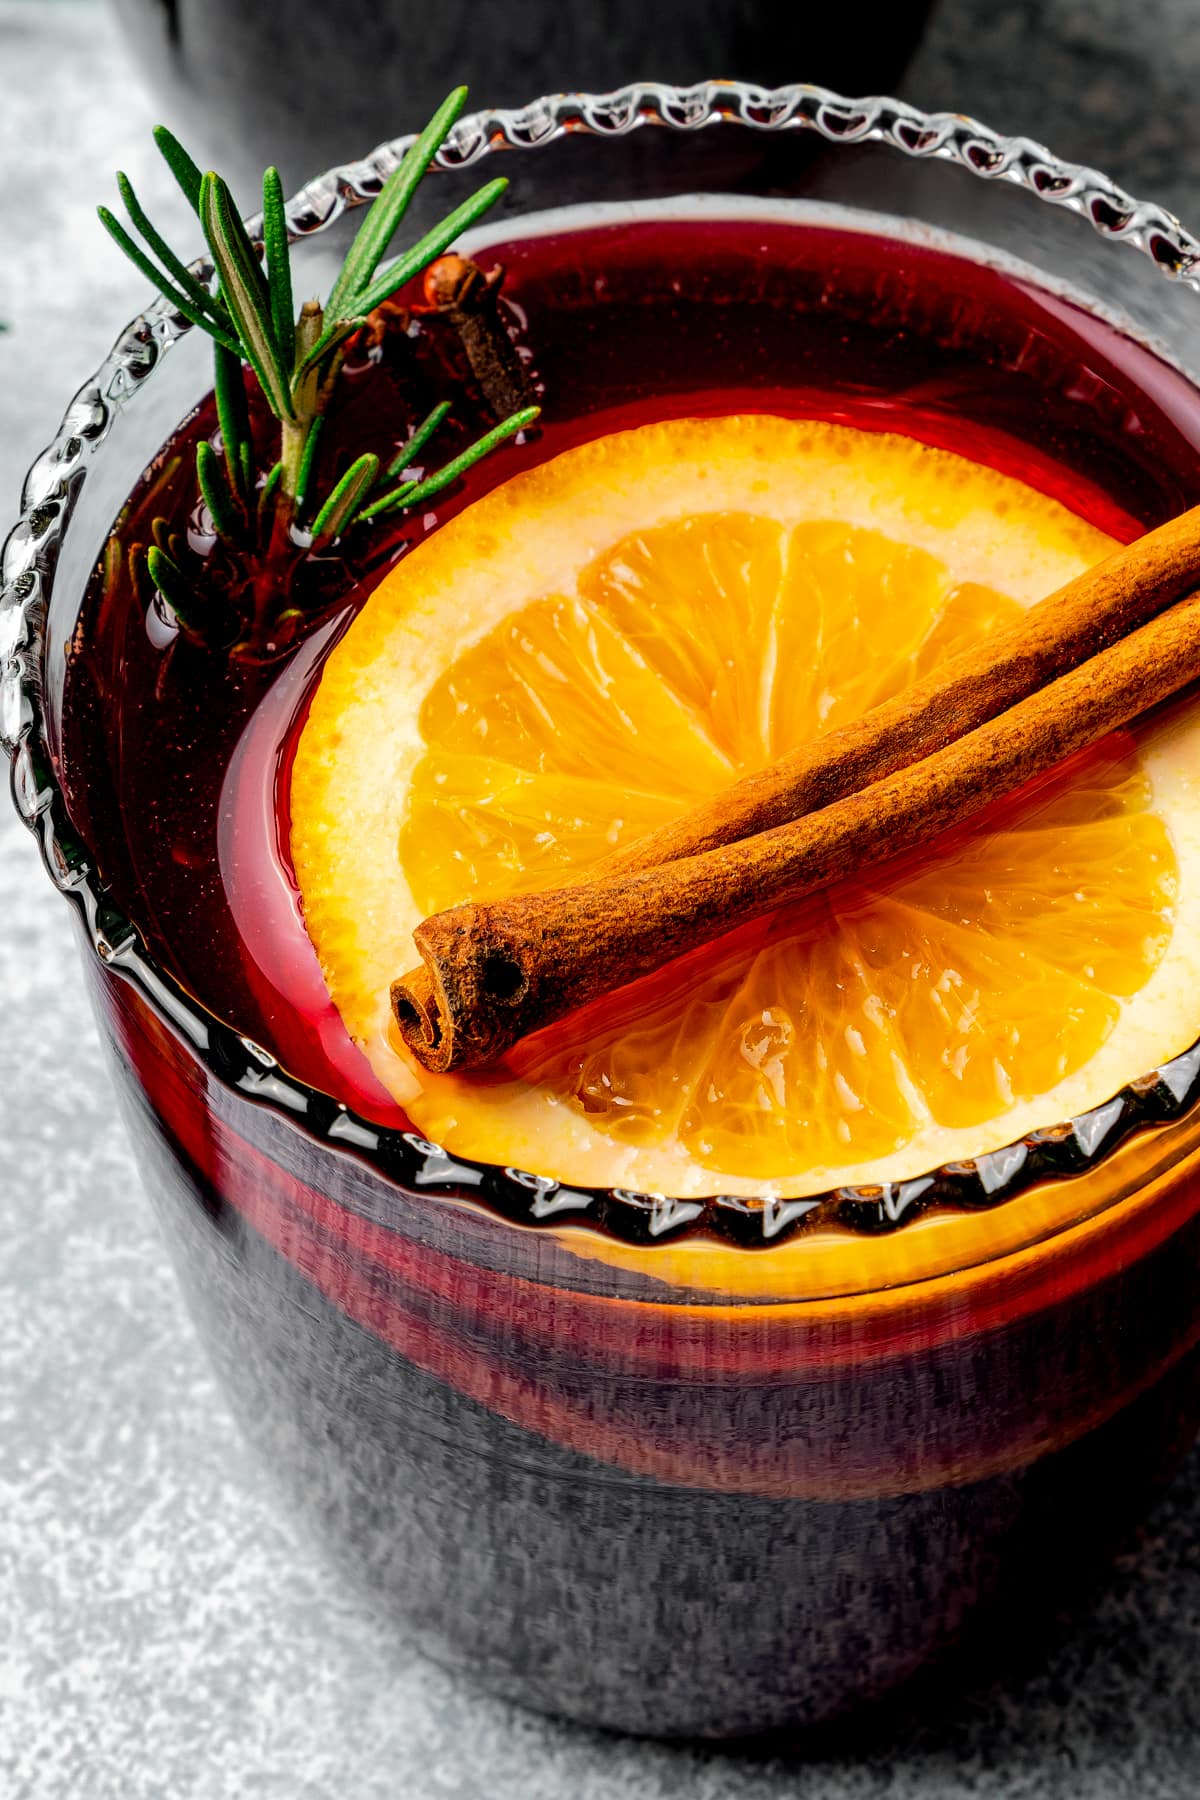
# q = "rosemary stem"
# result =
<box><xmin>279</xmin><ymin>416</ymin><xmax>310</xmax><ymax>506</ymax></box>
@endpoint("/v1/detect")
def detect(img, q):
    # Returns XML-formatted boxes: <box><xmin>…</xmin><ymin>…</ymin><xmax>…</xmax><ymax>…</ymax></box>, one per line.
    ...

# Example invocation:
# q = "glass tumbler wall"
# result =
<box><xmin>7</xmin><ymin>86</ymin><xmax>1200</xmax><ymax>1736</ymax></box>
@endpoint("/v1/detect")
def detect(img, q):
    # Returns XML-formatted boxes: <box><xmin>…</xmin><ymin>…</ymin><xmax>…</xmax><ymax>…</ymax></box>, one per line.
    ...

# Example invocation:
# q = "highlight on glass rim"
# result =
<box><xmin>7</xmin><ymin>0</ymin><xmax>1200</xmax><ymax>1784</ymax></box>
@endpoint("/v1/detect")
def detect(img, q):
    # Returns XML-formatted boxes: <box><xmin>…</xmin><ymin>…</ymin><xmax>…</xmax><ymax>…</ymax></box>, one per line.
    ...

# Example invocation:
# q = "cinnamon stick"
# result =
<box><xmin>393</xmin><ymin>587</ymin><xmax>1200</xmax><ymax>1072</ymax></box>
<box><xmin>598</xmin><ymin>502</ymin><xmax>1200</xmax><ymax>875</ymax></box>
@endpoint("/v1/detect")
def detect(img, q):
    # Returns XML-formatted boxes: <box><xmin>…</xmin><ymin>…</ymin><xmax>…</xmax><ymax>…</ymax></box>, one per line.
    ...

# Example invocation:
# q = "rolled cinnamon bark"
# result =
<box><xmin>393</xmin><ymin>586</ymin><xmax>1200</xmax><ymax>1072</ymax></box>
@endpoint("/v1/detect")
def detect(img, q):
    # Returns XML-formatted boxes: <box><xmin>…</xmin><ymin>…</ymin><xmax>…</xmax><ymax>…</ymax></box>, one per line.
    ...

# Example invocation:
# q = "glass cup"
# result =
<box><xmin>7</xmin><ymin>81</ymin><xmax>1200</xmax><ymax>1739</ymax></box>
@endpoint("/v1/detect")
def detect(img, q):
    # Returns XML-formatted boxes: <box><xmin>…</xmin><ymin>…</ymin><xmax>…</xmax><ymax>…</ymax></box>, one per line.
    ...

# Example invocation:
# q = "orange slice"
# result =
<box><xmin>291</xmin><ymin>416</ymin><xmax>1200</xmax><ymax>1199</ymax></box>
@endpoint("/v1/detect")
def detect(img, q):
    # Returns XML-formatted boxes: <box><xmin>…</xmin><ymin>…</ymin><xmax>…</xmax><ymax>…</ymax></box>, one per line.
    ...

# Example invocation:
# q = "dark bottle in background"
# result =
<box><xmin>109</xmin><ymin>0</ymin><xmax>934</xmax><ymax>195</ymax></box>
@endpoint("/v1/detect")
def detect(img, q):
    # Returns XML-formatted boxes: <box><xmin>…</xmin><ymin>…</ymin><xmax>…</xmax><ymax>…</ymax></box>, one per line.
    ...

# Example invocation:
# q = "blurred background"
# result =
<box><xmin>109</xmin><ymin>0</ymin><xmax>936</xmax><ymax>191</ymax></box>
<box><xmin>102</xmin><ymin>0</ymin><xmax>1200</xmax><ymax>207</ymax></box>
<box><xmin>4</xmin><ymin>3</ymin><xmax>1200</xmax><ymax>1798</ymax></box>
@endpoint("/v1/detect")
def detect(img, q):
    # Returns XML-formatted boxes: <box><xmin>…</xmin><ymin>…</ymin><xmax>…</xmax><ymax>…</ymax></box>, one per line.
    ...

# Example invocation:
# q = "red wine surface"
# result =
<box><xmin>60</xmin><ymin>210</ymin><xmax>1200</xmax><ymax>1130</ymax></box>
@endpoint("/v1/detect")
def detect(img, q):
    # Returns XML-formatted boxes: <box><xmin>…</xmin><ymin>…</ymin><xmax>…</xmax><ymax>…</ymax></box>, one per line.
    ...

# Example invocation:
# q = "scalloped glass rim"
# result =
<box><xmin>6</xmin><ymin>77</ymin><xmax>1200</xmax><ymax>1252</ymax></box>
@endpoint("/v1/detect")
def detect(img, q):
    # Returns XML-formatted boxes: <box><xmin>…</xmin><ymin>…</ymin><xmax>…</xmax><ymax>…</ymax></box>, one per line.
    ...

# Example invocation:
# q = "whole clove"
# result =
<box><xmin>422</xmin><ymin>253</ymin><xmax>537</xmax><ymax>421</ymax></box>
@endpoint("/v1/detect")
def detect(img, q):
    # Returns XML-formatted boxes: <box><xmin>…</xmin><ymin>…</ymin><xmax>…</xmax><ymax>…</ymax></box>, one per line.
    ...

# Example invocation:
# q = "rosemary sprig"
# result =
<box><xmin>153</xmin><ymin>125</ymin><xmax>203</xmax><ymax>212</ymax></box>
<box><xmin>199</xmin><ymin>170</ymin><xmax>295</xmax><ymax>421</ymax></box>
<box><xmin>359</xmin><ymin>406</ymin><xmax>539</xmax><ymax>522</ymax></box>
<box><xmin>115</xmin><ymin>171</ymin><xmax>227</xmax><ymax>331</ymax></box>
<box><xmin>311</xmin><ymin>454</ymin><xmax>381</xmax><ymax>550</ymax></box>
<box><xmin>195</xmin><ymin>440</ymin><xmax>241</xmax><ymax>542</ymax></box>
<box><xmin>385</xmin><ymin>400</ymin><xmax>452</xmax><ymax>481</ymax></box>
<box><xmin>96</xmin><ymin>203</ymin><xmax>240</xmax><ymax>352</ymax></box>
<box><xmin>261</xmin><ymin>167</ymin><xmax>295</xmax><ymax>374</ymax></box>
<box><xmin>145</xmin><ymin>545</ymin><xmax>201</xmax><ymax>631</ymax></box>
<box><xmin>326</xmin><ymin>88</ymin><xmax>467</xmax><ymax>319</ymax></box>
<box><xmin>258</xmin><ymin>459</ymin><xmax>284</xmax><ymax>524</ymax></box>
<box><xmin>213</xmin><ymin>342</ymin><xmax>253</xmax><ymax>510</ymax></box>
<box><xmin>293</xmin><ymin>416</ymin><xmax>325</xmax><ymax>518</ymax></box>
<box><xmin>99</xmin><ymin>88</ymin><xmax>539</xmax><ymax>646</ymax></box>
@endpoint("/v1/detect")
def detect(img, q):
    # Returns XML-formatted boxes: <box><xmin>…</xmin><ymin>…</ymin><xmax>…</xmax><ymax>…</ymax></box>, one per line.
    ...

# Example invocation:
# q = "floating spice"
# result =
<box><xmin>422</xmin><ymin>252</ymin><xmax>538</xmax><ymax>420</ymax></box>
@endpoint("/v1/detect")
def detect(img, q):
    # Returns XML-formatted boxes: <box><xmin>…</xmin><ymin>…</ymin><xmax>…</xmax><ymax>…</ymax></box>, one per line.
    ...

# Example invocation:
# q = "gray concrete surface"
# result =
<box><xmin>5</xmin><ymin>2</ymin><xmax>1200</xmax><ymax>1795</ymax></box>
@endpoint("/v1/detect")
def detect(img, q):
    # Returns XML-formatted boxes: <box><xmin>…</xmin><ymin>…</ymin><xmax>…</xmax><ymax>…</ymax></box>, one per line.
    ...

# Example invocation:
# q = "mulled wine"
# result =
<box><xmin>47</xmin><ymin>197</ymin><xmax>1200</xmax><ymax>1733</ymax></box>
<box><xmin>63</xmin><ymin>206</ymin><xmax>1200</xmax><ymax>1191</ymax></box>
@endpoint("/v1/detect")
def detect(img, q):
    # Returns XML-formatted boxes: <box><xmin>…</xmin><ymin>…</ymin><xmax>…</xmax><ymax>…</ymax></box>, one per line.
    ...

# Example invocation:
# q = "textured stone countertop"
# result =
<box><xmin>5</xmin><ymin>3</ymin><xmax>1200</xmax><ymax>1795</ymax></box>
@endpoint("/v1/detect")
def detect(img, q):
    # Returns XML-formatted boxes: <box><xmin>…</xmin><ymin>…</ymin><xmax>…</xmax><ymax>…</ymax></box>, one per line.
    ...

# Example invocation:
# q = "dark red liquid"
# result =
<box><xmin>60</xmin><ymin>210</ymin><xmax>1200</xmax><ymax>1128</ymax></box>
